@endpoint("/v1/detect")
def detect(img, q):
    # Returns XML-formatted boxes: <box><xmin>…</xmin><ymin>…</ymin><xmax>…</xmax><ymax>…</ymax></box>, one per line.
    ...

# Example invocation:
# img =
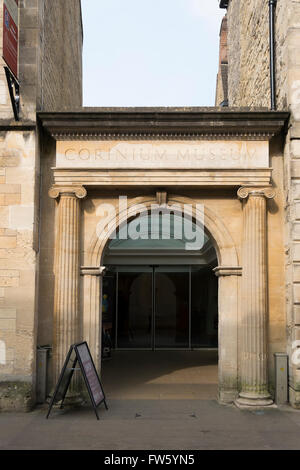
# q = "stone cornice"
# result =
<box><xmin>213</xmin><ymin>266</ymin><xmax>242</xmax><ymax>277</ymax></box>
<box><xmin>0</xmin><ymin>122</ymin><xmax>36</xmax><ymax>131</ymax></box>
<box><xmin>38</xmin><ymin>109</ymin><xmax>289</xmax><ymax>142</ymax></box>
<box><xmin>80</xmin><ymin>266</ymin><xmax>106</xmax><ymax>276</ymax></box>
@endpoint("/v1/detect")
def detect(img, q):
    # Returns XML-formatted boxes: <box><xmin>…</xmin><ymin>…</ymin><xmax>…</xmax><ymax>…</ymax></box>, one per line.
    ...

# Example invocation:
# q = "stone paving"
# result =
<box><xmin>1</xmin><ymin>351</ymin><xmax>300</xmax><ymax>450</ymax></box>
<box><xmin>0</xmin><ymin>400</ymin><xmax>300</xmax><ymax>450</ymax></box>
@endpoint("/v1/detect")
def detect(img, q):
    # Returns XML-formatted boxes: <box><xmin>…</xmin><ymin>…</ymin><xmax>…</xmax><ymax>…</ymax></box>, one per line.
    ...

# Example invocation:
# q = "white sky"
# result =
<box><xmin>81</xmin><ymin>0</ymin><xmax>225</xmax><ymax>107</ymax></box>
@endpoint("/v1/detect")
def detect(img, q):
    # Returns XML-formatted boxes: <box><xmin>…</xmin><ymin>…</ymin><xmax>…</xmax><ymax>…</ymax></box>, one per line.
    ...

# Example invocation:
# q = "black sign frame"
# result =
<box><xmin>46</xmin><ymin>342</ymin><xmax>108</xmax><ymax>420</ymax></box>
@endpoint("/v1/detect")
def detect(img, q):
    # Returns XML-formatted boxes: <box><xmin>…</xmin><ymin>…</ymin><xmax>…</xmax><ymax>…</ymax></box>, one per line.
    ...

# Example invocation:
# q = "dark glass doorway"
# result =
<box><xmin>102</xmin><ymin>265</ymin><xmax>218</xmax><ymax>350</ymax></box>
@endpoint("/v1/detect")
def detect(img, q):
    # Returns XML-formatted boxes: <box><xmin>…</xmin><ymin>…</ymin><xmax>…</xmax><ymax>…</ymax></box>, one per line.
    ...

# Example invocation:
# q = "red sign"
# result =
<box><xmin>3</xmin><ymin>0</ymin><xmax>19</xmax><ymax>79</ymax></box>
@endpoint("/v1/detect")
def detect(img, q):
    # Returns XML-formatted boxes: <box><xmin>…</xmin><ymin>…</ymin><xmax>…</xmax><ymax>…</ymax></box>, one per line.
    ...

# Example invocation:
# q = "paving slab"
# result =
<box><xmin>1</xmin><ymin>351</ymin><xmax>299</xmax><ymax>450</ymax></box>
<box><xmin>0</xmin><ymin>400</ymin><xmax>300</xmax><ymax>450</ymax></box>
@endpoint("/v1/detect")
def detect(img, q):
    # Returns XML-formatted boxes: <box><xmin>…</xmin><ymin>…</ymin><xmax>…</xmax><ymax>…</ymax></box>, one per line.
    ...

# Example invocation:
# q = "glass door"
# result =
<box><xmin>108</xmin><ymin>265</ymin><xmax>218</xmax><ymax>350</ymax></box>
<box><xmin>116</xmin><ymin>267</ymin><xmax>153</xmax><ymax>349</ymax></box>
<box><xmin>154</xmin><ymin>266</ymin><xmax>190</xmax><ymax>349</ymax></box>
<box><xmin>191</xmin><ymin>266</ymin><xmax>218</xmax><ymax>348</ymax></box>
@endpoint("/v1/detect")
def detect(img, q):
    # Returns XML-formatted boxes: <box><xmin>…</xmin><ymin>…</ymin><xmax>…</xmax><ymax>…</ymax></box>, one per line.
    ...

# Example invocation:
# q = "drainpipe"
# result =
<box><xmin>269</xmin><ymin>0</ymin><xmax>277</xmax><ymax>110</ymax></box>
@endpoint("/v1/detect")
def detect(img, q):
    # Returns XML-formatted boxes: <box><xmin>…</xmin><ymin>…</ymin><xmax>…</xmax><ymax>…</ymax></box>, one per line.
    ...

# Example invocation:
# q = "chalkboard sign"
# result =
<box><xmin>52</xmin><ymin>347</ymin><xmax>77</xmax><ymax>404</ymax></box>
<box><xmin>75</xmin><ymin>342</ymin><xmax>104</xmax><ymax>406</ymax></box>
<box><xmin>46</xmin><ymin>342</ymin><xmax>108</xmax><ymax>420</ymax></box>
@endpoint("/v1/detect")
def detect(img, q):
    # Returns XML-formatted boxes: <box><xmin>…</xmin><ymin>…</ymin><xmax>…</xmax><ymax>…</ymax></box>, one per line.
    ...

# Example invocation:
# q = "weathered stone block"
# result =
<box><xmin>19</xmin><ymin>8</ymin><xmax>38</xmax><ymax>29</ymax></box>
<box><xmin>0</xmin><ymin>270</ymin><xmax>19</xmax><ymax>278</ymax></box>
<box><xmin>292</xmin><ymin>182</ymin><xmax>300</xmax><ymax>199</ymax></box>
<box><xmin>0</xmin><ymin>382</ymin><xmax>33</xmax><ymax>412</ymax></box>
<box><xmin>0</xmin><ymin>236</ymin><xmax>16</xmax><ymax>249</ymax></box>
<box><xmin>0</xmin><ymin>185</ymin><xmax>21</xmax><ymax>194</ymax></box>
<box><xmin>0</xmin><ymin>158</ymin><xmax>18</xmax><ymax>168</ymax></box>
<box><xmin>291</xmin><ymin>140</ymin><xmax>300</xmax><ymax>158</ymax></box>
<box><xmin>0</xmin><ymin>207</ymin><xmax>9</xmax><ymax>228</ymax></box>
<box><xmin>293</xmin><ymin>283</ymin><xmax>300</xmax><ymax>303</ymax></box>
<box><xmin>291</xmin><ymin>160</ymin><xmax>300</xmax><ymax>178</ymax></box>
<box><xmin>292</xmin><ymin>223</ymin><xmax>300</xmax><ymax>240</ymax></box>
<box><xmin>0</xmin><ymin>277</ymin><xmax>19</xmax><ymax>288</ymax></box>
<box><xmin>294</xmin><ymin>264</ymin><xmax>300</xmax><ymax>281</ymax></box>
<box><xmin>0</xmin><ymin>308</ymin><xmax>16</xmax><ymax>319</ymax></box>
<box><xmin>294</xmin><ymin>305</ymin><xmax>300</xmax><ymax>325</ymax></box>
<box><xmin>289</xmin><ymin>387</ymin><xmax>300</xmax><ymax>409</ymax></box>
<box><xmin>18</xmin><ymin>46</ymin><xmax>37</xmax><ymax>65</ymax></box>
<box><xmin>19</xmin><ymin>64</ymin><xmax>37</xmax><ymax>87</ymax></box>
<box><xmin>9</xmin><ymin>206</ymin><xmax>34</xmax><ymax>230</ymax></box>
<box><xmin>0</xmin><ymin>249</ymin><xmax>9</xmax><ymax>258</ymax></box>
<box><xmin>0</xmin><ymin>318</ymin><xmax>16</xmax><ymax>330</ymax></box>
<box><xmin>3</xmin><ymin>194</ymin><xmax>21</xmax><ymax>206</ymax></box>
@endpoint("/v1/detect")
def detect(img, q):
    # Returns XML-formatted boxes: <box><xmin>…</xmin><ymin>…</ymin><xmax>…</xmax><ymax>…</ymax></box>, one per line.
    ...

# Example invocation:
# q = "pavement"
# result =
<box><xmin>0</xmin><ymin>351</ymin><xmax>300</xmax><ymax>450</ymax></box>
<box><xmin>1</xmin><ymin>400</ymin><xmax>300</xmax><ymax>450</ymax></box>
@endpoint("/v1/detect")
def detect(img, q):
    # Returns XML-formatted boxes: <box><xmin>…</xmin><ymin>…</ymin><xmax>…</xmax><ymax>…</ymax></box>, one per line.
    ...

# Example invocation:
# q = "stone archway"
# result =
<box><xmin>82</xmin><ymin>195</ymin><xmax>241</xmax><ymax>403</ymax></box>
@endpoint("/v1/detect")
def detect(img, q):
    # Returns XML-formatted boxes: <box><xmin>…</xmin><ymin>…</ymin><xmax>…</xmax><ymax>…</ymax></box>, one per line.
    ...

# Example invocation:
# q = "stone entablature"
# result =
<box><xmin>40</xmin><ymin>110</ymin><xmax>288</xmax><ymax>190</ymax></box>
<box><xmin>52</xmin><ymin>168</ymin><xmax>273</xmax><ymax>188</ymax></box>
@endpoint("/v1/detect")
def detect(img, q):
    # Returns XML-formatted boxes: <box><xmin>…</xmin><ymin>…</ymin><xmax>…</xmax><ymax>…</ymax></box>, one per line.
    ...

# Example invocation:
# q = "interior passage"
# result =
<box><xmin>100</xmin><ymin>213</ymin><xmax>219</xmax><ymax>400</ymax></box>
<box><xmin>101</xmin><ymin>350</ymin><xmax>218</xmax><ymax>400</ymax></box>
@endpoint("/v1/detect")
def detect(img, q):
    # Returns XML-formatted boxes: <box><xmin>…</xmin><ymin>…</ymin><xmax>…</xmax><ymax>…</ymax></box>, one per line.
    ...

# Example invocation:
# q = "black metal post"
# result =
<box><xmin>269</xmin><ymin>0</ymin><xmax>277</xmax><ymax>110</ymax></box>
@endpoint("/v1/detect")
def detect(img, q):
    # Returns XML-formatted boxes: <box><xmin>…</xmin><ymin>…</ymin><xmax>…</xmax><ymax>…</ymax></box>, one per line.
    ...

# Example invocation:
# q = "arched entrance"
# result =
<box><xmin>82</xmin><ymin>196</ymin><xmax>241</xmax><ymax>403</ymax></box>
<box><xmin>101</xmin><ymin>212</ymin><xmax>219</xmax><ymax>399</ymax></box>
<box><xmin>102</xmin><ymin>213</ymin><xmax>218</xmax><ymax>351</ymax></box>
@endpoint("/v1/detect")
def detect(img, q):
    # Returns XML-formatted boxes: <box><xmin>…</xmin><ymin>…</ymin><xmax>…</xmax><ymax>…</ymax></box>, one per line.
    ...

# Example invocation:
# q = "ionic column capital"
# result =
<box><xmin>49</xmin><ymin>185</ymin><xmax>87</xmax><ymax>200</ymax></box>
<box><xmin>213</xmin><ymin>266</ymin><xmax>242</xmax><ymax>277</ymax></box>
<box><xmin>237</xmin><ymin>186</ymin><xmax>276</xmax><ymax>201</ymax></box>
<box><xmin>80</xmin><ymin>266</ymin><xmax>106</xmax><ymax>277</ymax></box>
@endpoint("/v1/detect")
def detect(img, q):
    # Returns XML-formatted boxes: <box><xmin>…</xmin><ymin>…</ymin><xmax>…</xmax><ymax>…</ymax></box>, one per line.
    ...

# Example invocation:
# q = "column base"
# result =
<box><xmin>235</xmin><ymin>392</ymin><xmax>274</xmax><ymax>409</ymax></box>
<box><xmin>61</xmin><ymin>391</ymin><xmax>85</xmax><ymax>407</ymax></box>
<box><xmin>48</xmin><ymin>388</ymin><xmax>85</xmax><ymax>408</ymax></box>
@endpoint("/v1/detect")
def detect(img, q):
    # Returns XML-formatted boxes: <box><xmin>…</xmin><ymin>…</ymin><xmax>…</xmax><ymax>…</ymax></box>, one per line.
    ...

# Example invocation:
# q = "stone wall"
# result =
<box><xmin>227</xmin><ymin>0</ymin><xmax>288</xmax><ymax>109</ymax></box>
<box><xmin>0</xmin><ymin>0</ymin><xmax>83</xmax><ymax>121</ymax></box>
<box><xmin>0</xmin><ymin>128</ymin><xmax>38</xmax><ymax>411</ymax></box>
<box><xmin>0</xmin><ymin>0</ymin><xmax>83</xmax><ymax>410</ymax></box>
<box><xmin>283</xmin><ymin>0</ymin><xmax>300</xmax><ymax>408</ymax></box>
<box><xmin>38</xmin><ymin>0</ymin><xmax>83</xmax><ymax>111</ymax></box>
<box><xmin>215</xmin><ymin>15</ymin><xmax>228</xmax><ymax>106</ymax></box>
<box><xmin>225</xmin><ymin>0</ymin><xmax>300</xmax><ymax>407</ymax></box>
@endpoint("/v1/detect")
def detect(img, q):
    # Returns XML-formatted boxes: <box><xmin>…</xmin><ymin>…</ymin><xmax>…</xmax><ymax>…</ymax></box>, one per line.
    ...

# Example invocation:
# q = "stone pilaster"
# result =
<box><xmin>49</xmin><ymin>185</ymin><xmax>87</xmax><ymax>383</ymax></box>
<box><xmin>214</xmin><ymin>266</ymin><xmax>242</xmax><ymax>403</ymax></box>
<box><xmin>236</xmin><ymin>186</ymin><xmax>275</xmax><ymax>407</ymax></box>
<box><xmin>81</xmin><ymin>266</ymin><xmax>106</xmax><ymax>372</ymax></box>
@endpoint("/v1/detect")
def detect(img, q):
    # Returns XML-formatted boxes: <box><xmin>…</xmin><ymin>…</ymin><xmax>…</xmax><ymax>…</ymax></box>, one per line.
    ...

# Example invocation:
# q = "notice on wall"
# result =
<box><xmin>3</xmin><ymin>0</ymin><xmax>19</xmax><ymax>79</ymax></box>
<box><xmin>56</xmin><ymin>140</ymin><xmax>269</xmax><ymax>170</ymax></box>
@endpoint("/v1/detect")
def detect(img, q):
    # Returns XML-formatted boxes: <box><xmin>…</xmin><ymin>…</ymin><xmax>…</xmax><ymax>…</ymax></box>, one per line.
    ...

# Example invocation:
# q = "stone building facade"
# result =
<box><xmin>0</xmin><ymin>0</ymin><xmax>82</xmax><ymax>410</ymax></box>
<box><xmin>39</xmin><ymin>109</ymin><xmax>288</xmax><ymax>410</ymax></box>
<box><xmin>215</xmin><ymin>15</ymin><xmax>228</xmax><ymax>106</ymax></box>
<box><xmin>220</xmin><ymin>0</ymin><xmax>300</xmax><ymax>408</ymax></box>
<box><xmin>0</xmin><ymin>0</ymin><xmax>297</xmax><ymax>412</ymax></box>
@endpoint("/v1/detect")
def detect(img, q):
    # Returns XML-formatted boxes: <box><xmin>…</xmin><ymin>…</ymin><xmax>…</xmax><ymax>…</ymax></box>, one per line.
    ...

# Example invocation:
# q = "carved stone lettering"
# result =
<box><xmin>57</xmin><ymin>140</ymin><xmax>269</xmax><ymax>169</ymax></box>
